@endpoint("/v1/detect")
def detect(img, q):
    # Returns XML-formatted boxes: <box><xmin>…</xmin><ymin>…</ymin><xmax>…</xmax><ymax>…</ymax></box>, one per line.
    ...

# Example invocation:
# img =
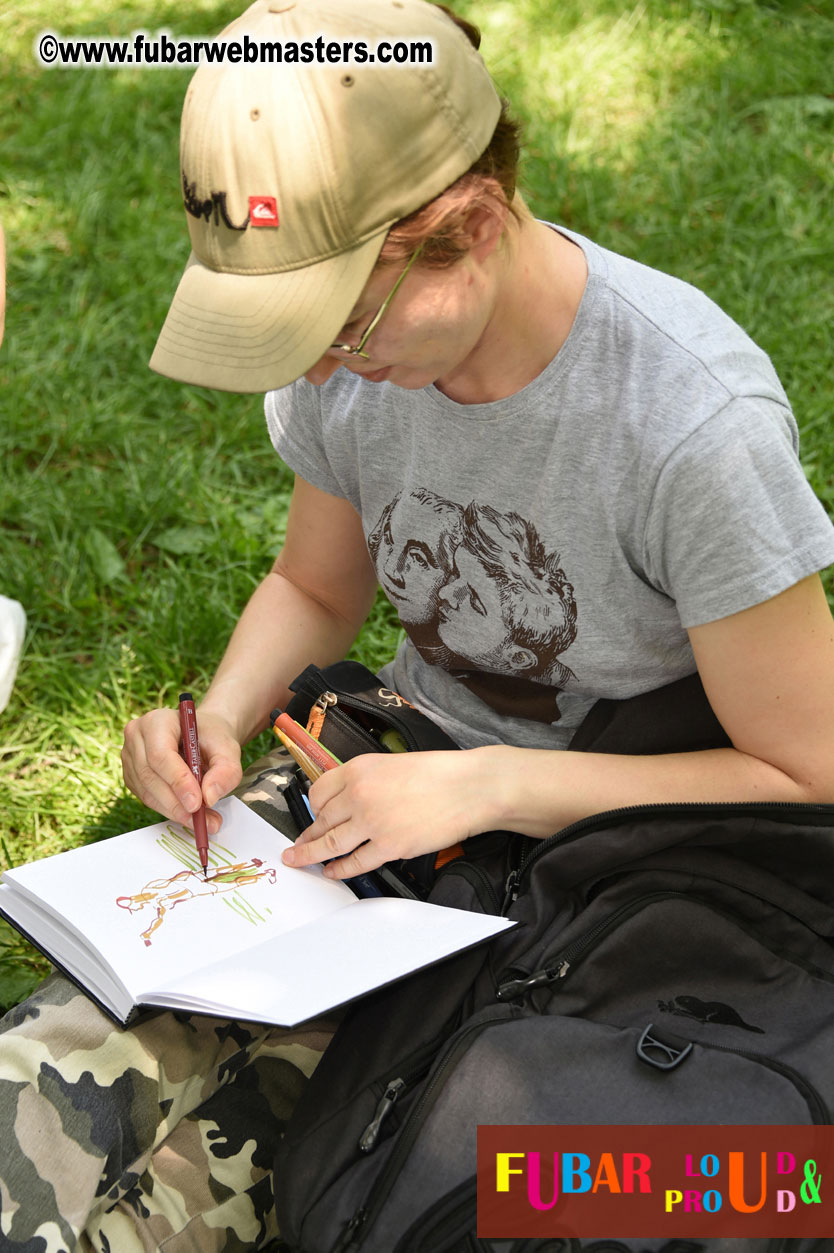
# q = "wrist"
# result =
<box><xmin>471</xmin><ymin>744</ymin><xmax>563</xmax><ymax>838</ymax></box>
<box><xmin>197</xmin><ymin>681</ymin><xmax>264</xmax><ymax>746</ymax></box>
<box><xmin>466</xmin><ymin>744</ymin><xmax>525</xmax><ymax>835</ymax></box>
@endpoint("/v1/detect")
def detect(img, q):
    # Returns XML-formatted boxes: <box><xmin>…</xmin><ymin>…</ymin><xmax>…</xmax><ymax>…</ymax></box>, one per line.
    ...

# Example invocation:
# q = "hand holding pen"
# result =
<box><xmin>122</xmin><ymin>698</ymin><xmax>243</xmax><ymax>834</ymax></box>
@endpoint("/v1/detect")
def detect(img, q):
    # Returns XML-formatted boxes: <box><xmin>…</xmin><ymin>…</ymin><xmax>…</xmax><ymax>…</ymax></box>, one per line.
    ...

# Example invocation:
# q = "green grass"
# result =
<box><xmin>1</xmin><ymin>0</ymin><xmax>833</xmax><ymax>1008</ymax></box>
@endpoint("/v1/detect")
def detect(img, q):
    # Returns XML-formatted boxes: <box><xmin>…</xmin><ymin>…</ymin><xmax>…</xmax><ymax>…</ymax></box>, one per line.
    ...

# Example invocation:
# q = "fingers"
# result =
<box><xmin>282</xmin><ymin>764</ymin><xmax>390</xmax><ymax>877</ymax></box>
<box><xmin>283</xmin><ymin>806</ymin><xmax>356</xmax><ymax>870</ymax></box>
<box><xmin>201</xmin><ymin>752</ymin><xmax>244</xmax><ymax>811</ymax></box>
<box><xmin>122</xmin><ymin>709</ymin><xmax>193</xmax><ymax>824</ymax></box>
<box><xmin>284</xmin><ymin>820</ymin><xmax>379</xmax><ymax>877</ymax></box>
<box><xmin>122</xmin><ymin>707</ymin><xmax>242</xmax><ymax>830</ymax></box>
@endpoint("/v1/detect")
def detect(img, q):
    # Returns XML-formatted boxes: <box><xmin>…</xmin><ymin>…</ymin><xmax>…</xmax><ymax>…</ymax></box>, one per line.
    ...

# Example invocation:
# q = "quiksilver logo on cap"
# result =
<box><xmin>249</xmin><ymin>196</ymin><xmax>279</xmax><ymax>227</ymax></box>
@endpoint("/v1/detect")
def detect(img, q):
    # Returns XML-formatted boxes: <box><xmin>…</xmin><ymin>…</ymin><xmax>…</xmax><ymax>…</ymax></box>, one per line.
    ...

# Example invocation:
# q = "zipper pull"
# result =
<box><xmin>358</xmin><ymin>1078</ymin><xmax>406</xmax><ymax>1153</ymax></box>
<box><xmin>501</xmin><ymin>868</ymin><xmax>520</xmax><ymax>914</ymax></box>
<box><xmin>306</xmin><ymin>690</ymin><xmax>337</xmax><ymax>739</ymax></box>
<box><xmin>332</xmin><ymin>1206</ymin><xmax>368</xmax><ymax>1253</ymax></box>
<box><xmin>496</xmin><ymin>961</ymin><xmax>570</xmax><ymax>1001</ymax></box>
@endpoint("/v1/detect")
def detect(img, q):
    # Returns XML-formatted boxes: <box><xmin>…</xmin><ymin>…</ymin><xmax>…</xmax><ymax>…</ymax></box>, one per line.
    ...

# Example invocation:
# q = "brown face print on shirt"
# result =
<box><xmin>368</xmin><ymin>489</ymin><xmax>577</xmax><ymax>723</ymax></box>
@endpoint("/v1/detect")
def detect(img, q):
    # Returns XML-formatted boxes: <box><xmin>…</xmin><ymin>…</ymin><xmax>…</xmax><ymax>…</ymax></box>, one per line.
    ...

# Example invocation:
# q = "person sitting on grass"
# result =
<box><xmin>2</xmin><ymin>0</ymin><xmax>834</xmax><ymax>1249</ymax></box>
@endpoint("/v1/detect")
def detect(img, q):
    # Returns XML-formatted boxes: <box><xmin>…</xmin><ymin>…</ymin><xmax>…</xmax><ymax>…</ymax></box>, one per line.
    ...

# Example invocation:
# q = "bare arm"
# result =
<box><xmin>478</xmin><ymin>572</ymin><xmax>834</xmax><ymax>833</ymax></box>
<box><xmin>286</xmin><ymin>574</ymin><xmax>834</xmax><ymax>878</ymax></box>
<box><xmin>199</xmin><ymin>476</ymin><xmax>379</xmax><ymax>744</ymax></box>
<box><xmin>122</xmin><ymin>476</ymin><xmax>378</xmax><ymax>827</ymax></box>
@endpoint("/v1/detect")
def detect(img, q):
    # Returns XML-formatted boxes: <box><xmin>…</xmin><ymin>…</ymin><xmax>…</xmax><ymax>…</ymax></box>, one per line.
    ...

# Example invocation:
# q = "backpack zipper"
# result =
<box><xmin>333</xmin><ymin>1011</ymin><xmax>516</xmax><ymax>1251</ymax></box>
<box><xmin>356</xmin><ymin>1049</ymin><xmax>447</xmax><ymax>1156</ymax></box>
<box><xmin>496</xmin><ymin>888</ymin><xmax>834</xmax><ymax>1001</ymax></box>
<box><xmin>501</xmin><ymin>799</ymin><xmax>834</xmax><ymax>912</ymax></box>
<box><xmin>355</xmin><ymin>1004</ymin><xmax>472</xmax><ymax>1157</ymax></box>
<box><xmin>358</xmin><ymin>1078</ymin><xmax>407</xmax><ymax>1153</ymax></box>
<box><xmin>497</xmin><ymin>889</ymin><xmax>687</xmax><ymax>999</ymax></box>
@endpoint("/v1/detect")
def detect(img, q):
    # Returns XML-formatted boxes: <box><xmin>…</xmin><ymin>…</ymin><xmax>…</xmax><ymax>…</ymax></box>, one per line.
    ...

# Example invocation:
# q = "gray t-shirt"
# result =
<box><xmin>265</xmin><ymin>226</ymin><xmax>834</xmax><ymax>750</ymax></box>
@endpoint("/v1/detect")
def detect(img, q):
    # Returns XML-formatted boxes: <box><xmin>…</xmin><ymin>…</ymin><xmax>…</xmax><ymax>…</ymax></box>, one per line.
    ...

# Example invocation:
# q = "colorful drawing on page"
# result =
<box><xmin>115</xmin><ymin>827</ymin><xmax>278</xmax><ymax>946</ymax></box>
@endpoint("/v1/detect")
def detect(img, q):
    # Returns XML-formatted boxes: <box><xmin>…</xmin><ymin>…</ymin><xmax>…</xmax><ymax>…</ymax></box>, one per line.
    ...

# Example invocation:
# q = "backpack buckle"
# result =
<box><xmin>637</xmin><ymin>1023</ymin><xmax>694</xmax><ymax>1070</ymax></box>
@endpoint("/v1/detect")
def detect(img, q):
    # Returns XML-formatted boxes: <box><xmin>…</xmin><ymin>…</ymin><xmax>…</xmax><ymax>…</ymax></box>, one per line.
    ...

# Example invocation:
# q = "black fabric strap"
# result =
<box><xmin>568</xmin><ymin>672</ymin><xmax>731</xmax><ymax>756</ymax></box>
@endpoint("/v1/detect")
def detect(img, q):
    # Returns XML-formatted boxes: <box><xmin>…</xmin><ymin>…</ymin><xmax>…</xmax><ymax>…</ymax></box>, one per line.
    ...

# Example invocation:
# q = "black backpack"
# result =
<box><xmin>273</xmin><ymin>663</ymin><xmax>834</xmax><ymax>1253</ymax></box>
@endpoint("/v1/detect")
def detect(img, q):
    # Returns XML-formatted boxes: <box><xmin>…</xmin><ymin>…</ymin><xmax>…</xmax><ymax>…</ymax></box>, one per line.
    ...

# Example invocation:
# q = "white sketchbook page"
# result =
<box><xmin>150</xmin><ymin>896</ymin><xmax>515</xmax><ymax>1026</ymax></box>
<box><xmin>2</xmin><ymin>797</ymin><xmax>357</xmax><ymax>1000</ymax></box>
<box><xmin>0</xmin><ymin>882</ymin><xmax>134</xmax><ymax>1017</ymax></box>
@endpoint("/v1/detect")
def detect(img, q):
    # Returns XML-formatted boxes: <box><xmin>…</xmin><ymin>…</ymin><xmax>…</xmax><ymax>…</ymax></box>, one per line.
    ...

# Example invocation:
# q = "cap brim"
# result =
<box><xmin>149</xmin><ymin>233</ymin><xmax>386</xmax><ymax>393</ymax></box>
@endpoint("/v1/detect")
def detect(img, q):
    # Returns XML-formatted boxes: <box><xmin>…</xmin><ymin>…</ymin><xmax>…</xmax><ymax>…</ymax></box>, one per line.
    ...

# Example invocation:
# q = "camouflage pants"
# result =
<box><xmin>0</xmin><ymin>750</ymin><xmax>338</xmax><ymax>1253</ymax></box>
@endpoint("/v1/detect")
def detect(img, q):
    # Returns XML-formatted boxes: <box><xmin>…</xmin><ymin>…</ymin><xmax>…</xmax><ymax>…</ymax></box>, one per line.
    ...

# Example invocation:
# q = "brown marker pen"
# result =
<box><xmin>178</xmin><ymin>692</ymin><xmax>209</xmax><ymax>878</ymax></box>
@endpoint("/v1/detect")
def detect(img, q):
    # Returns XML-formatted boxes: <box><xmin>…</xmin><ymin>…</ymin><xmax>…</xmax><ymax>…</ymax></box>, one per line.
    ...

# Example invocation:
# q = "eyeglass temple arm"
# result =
<box><xmin>330</xmin><ymin>241</ymin><xmax>425</xmax><ymax>358</ymax></box>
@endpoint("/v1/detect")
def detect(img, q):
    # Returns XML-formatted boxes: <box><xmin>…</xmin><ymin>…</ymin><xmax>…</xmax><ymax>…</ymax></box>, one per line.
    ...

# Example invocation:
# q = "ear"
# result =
<box><xmin>461</xmin><ymin>193</ymin><xmax>509</xmax><ymax>263</ymax></box>
<box><xmin>506</xmin><ymin>645</ymin><xmax>538</xmax><ymax>672</ymax></box>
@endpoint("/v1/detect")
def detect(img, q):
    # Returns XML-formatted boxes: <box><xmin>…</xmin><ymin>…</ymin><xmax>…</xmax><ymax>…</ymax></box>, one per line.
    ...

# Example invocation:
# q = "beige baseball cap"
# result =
<box><xmin>149</xmin><ymin>0</ymin><xmax>501</xmax><ymax>393</ymax></box>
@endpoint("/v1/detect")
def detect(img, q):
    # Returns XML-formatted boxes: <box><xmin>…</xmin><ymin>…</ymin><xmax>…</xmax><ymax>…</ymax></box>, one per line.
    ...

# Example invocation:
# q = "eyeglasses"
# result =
<box><xmin>329</xmin><ymin>243</ymin><xmax>424</xmax><ymax>360</ymax></box>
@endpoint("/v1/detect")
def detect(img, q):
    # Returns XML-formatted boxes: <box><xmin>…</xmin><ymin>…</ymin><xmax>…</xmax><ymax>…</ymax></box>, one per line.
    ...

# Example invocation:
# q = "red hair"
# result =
<box><xmin>378</xmin><ymin>7</ymin><xmax>523</xmax><ymax>269</ymax></box>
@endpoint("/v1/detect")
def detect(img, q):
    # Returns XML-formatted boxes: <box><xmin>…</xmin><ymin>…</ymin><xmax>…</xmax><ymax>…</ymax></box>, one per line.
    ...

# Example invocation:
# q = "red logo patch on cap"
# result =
<box><xmin>248</xmin><ymin>196</ymin><xmax>279</xmax><ymax>228</ymax></box>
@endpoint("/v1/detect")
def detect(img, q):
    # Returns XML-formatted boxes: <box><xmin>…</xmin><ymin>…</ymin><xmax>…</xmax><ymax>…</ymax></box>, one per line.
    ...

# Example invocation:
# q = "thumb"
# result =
<box><xmin>199</xmin><ymin>733</ymin><xmax>243</xmax><ymax>810</ymax></box>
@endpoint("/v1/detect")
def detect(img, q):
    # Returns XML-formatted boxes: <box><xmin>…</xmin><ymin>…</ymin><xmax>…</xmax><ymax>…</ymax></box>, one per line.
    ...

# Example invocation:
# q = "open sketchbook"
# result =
<box><xmin>0</xmin><ymin>797</ymin><xmax>513</xmax><ymax>1027</ymax></box>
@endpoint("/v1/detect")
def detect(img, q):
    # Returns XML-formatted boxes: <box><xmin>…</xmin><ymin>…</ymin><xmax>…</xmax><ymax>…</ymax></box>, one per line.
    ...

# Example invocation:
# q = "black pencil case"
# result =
<box><xmin>283</xmin><ymin>660</ymin><xmax>462</xmax><ymax>898</ymax></box>
<box><xmin>286</xmin><ymin>660</ymin><xmax>460</xmax><ymax>757</ymax></box>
